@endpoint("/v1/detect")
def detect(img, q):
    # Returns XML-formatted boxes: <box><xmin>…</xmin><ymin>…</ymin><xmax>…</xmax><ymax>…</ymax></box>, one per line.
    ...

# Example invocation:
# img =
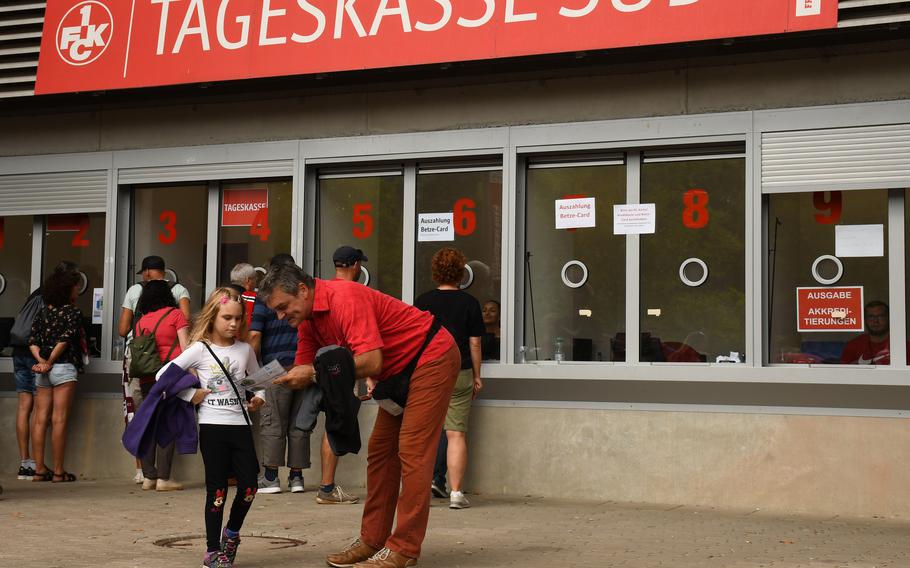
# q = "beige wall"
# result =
<box><xmin>1</xmin><ymin>42</ymin><xmax>909</xmax><ymax>156</ymax></box>
<box><xmin>2</xmin><ymin>396</ymin><xmax>906</xmax><ymax>518</ymax></box>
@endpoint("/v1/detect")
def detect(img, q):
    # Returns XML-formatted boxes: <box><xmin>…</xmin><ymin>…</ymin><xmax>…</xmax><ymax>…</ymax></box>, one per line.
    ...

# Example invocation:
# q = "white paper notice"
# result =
<box><xmin>92</xmin><ymin>288</ymin><xmax>103</xmax><ymax>324</ymax></box>
<box><xmin>555</xmin><ymin>198</ymin><xmax>596</xmax><ymax>230</ymax></box>
<box><xmin>417</xmin><ymin>213</ymin><xmax>455</xmax><ymax>242</ymax></box>
<box><xmin>614</xmin><ymin>204</ymin><xmax>656</xmax><ymax>235</ymax></box>
<box><xmin>835</xmin><ymin>224</ymin><xmax>884</xmax><ymax>258</ymax></box>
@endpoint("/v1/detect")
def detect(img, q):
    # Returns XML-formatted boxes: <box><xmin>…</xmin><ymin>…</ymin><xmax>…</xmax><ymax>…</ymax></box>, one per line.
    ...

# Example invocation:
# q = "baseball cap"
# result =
<box><xmin>332</xmin><ymin>246</ymin><xmax>368</xmax><ymax>266</ymax></box>
<box><xmin>136</xmin><ymin>255</ymin><xmax>166</xmax><ymax>274</ymax></box>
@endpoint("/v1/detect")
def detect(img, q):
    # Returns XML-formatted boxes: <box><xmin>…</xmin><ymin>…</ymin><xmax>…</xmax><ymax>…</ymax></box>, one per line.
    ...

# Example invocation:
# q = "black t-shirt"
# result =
<box><xmin>414</xmin><ymin>289</ymin><xmax>485</xmax><ymax>370</ymax></box>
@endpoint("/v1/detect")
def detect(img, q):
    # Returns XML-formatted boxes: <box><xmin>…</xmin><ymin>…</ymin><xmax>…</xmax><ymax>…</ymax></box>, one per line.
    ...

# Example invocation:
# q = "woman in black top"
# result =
<box><xmin>414</xmin><ymin>247</ymin><xmax>485</xmax><ymax>509</ymax></box>
<box><xmin>28</xmin><ymin>270</ymin><xmax>84</xmax><ymax>482</ymax></box>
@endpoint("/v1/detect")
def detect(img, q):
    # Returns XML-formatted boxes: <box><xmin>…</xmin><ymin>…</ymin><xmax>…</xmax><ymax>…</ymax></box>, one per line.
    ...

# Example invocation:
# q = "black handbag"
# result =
<box><xmin>372</xmin><ymin>318</ymin><xmax>442</xmax><ymax>409</ymax></box>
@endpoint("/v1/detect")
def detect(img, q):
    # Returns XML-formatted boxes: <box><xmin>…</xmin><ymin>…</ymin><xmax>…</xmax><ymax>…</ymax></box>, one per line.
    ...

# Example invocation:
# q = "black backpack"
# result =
<box><xmin>9</xmin><ymin>290</ymin><xmax>44</xmax><ymax>347</ymax></box>
<box><xmin>128</xmin><ymin>309</ymin><xmax>178</xmax><ymax>378</ymax></box>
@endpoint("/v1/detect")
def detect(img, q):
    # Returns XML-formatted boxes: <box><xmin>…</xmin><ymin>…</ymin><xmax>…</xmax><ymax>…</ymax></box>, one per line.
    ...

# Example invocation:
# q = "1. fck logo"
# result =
<box><xmin>56</xmin><ymin>1</ymin><xmax>113</xmax><ymax>66</ymax></box>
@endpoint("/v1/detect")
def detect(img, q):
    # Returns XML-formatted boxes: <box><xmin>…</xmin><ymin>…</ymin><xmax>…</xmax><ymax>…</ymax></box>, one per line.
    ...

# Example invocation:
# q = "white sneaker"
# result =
<box><xmin>142</xmin><ymin>478</ymin><xmax>157</xmax><ymax>491</ymax></box>
<box><xmin>288</xmin><ymin>475</ymin><xmax>305</xmax><ymax>493</ymax></box>
<box><xmin>133</xmin><ymin>470</ymin><xmax>144</xmax><ymax>484</ymax></box>
<box><xmin>156</xmin><ymin>478</ymin><xmax>184</xmax><ymax>491</ymax></box>
<box><xmin>449</xmin><ymin>490</ymin><xmax>471</xmax><ymax>509</ymax></box>
<box><xmin>258</xmin><ymin>474</ymin><xmax>282</xmax><ymax>494</ymax></box>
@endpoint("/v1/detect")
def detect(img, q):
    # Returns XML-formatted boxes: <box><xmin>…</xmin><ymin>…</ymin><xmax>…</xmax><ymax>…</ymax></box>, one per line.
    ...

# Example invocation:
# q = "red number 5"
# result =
<box><xmin>682</xmin><ymin>189</ymin><xmax>710</xmax><ymax>229</ymax></box>
<box><xmin>158</xmin><ymin>210</ymin><xmax>177</xmax><ymax>245</ymax></box>
<box><xmin>352</xmin><ymin>203</ymin><xmax>374</xmax><ymax>239</ymax></box>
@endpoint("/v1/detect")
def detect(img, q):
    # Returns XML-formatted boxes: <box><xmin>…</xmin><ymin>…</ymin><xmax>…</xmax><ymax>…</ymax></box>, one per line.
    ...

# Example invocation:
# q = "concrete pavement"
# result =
<box><xmin>1</xmin><ymin>475</ymin><xmax>908</xmax><ymax>567</ymax></box>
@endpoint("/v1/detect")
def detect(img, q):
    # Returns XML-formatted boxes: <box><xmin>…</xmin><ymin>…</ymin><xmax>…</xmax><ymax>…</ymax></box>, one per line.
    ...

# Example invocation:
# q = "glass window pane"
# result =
<box><xmin>43</xmin><ymin>213</ymin><xmax>106</xmax><ymax>357</ymax></box>
<box><xmin>415</xmin><ymin>168</ymin><xmax>503</xmax><ymax>361</ymax></box>
<box><xmin>0</xmin><ymin>216</ymin><xmax>34</xmax><ymax>356</ymax></box>
<box><xmin>524</xmin><ymin>163</ymin><xmax>626</xmax><ymax>362</ymax></box>
<box><xmin>640</xmin><ymin>157</ymin><xmax>746</xmax><ymax>363</ymax></box>
<box><xmin>317</xmin><ymin>174</ymin><xmax>404</xmax><ymax>298</ymax></box>
<box><xmin>768</xmin><ymin>190</ymin><xmax>890</xmax><ymax>365</ymax></box>
<box><xmin>132</xmin><ymin>185</ymin><xmax>209</xmax><ymax>310</ymax></box>
<box><xmin>218</xmin><ymin>180</ymin><xmax>293</xmax><ymax>284</ymax></box>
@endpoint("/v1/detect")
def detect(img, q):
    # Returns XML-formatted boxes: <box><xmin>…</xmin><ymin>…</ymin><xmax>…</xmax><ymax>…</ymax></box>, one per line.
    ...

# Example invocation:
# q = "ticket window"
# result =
<box><xmin>0</xmin><ymin>216</ymin><xmax>34</xmax><ymax>356</ymax></box>
<box><xmin>316</xmin><ymin>171</ymin><xmax>404</xmax><ymax>298</ymax></box>
<box><xmin>524</xmin><ymin>157</ymin><xmax>627</xmax><ymax>362</ymax></box>
<box><xmin>414</xmin><ymin>164</ymin><xmax>503</xmax><ymax>360</ymax></box>
<box><xmin>218</xmin><ymin>180</ymin><xmax>292</xmax><ymax>286</ymax></box>
<box><xmin>131</xmin><ymin>185</ymin><xmax>209</xmax><ymax>310</ymax></box>
<box><xmin>768</xmin><ymin>190</ymin><xmax>890</xmax><ymax>365</ymax></box>
<box><xmin>640</xmin><ymin>152</ymin><xmax>746</xmax><ymax>363</ymax></box>
<box><xmin>42</xmin><ymin>213</ymin><xmax>106</xmax><ymax>357</ymax></box>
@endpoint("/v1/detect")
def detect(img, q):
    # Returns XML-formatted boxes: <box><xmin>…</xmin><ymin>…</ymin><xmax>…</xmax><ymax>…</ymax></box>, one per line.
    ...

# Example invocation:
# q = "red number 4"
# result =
<box><xmin>249</xmin><ymin>208</ymin><xmax>271</xmax><ymax>242</ymax></box>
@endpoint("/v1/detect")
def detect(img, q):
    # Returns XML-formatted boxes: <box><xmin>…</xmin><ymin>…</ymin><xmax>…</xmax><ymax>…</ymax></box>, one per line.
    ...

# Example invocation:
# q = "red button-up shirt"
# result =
<box><xmin>294</xmin><ymin>279</ymin><xmax>454</xmax><ymax>381</ymax></box>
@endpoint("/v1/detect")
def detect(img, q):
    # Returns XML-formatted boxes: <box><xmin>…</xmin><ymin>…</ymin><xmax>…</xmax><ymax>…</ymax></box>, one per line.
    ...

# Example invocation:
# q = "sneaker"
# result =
<box><xmin>202</xmin><ymin>550</ymin><xmax>232</xmax><ymax>568</ymax></box>
<box><xmin>430</xmin><ymin>481</ymin><xmax>448</xmax><ymax>498</ymax></box>
<box><xmin>317</xmin><ymin>484</ymin><xmax>359</xmax><ymax>504</ymax></box>
<box><xmin>326</xmin><ymin>538</ymin><xmax>379</xmax><ymax>568</ymax></box>
<box><xmin>257</xmin><ymin>474</ymin><xmax>281</xmax><ymax>494</ymax></box>
<box><xmin>353</xmin><ymin>547</ymin><xmax>418</xmax><ymax>568</ymax></box>
<box><xmin>288</xmin><ymin>474</ymin><xmax>305</xmax><ymax>494</ymax></box>
<box><xmin>133</xmin><ymin>470</ymin><xmax>144</xmax><ymax>484</ymax></box>
<box><xmin>156</xmin><ymin>478</ymin><xmax>184</xmax><ymax>491</ymax></box>
<box><xmin>449</xmin><ymin>490</ymin><xmax>471</xmax><ymax>509</ymax></box>
<box><xmin>17</xmin><ymin>465</ymin><xmax>35</xmax><ymax>480</ymax></box>
<box><xmin>221</xmin><ymin>529</ymin><xmax>241</xmax><ymax>564</ymax></box>
<box><xmin>142</xmin><ymin>478</ymin><xmax>157</xmax><ymax>491</ymax></box>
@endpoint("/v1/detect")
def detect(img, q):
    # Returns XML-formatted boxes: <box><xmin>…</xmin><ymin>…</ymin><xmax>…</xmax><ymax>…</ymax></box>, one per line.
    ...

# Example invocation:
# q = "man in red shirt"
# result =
<box><xmin>841</xmin><ymin>301</ymin><xmax>898</xmax><ymax>365</ymax></box>
<box><xmin>260</xmin><ymin>263</ymin><xmax>459</xmax><ymax>568</ymax></box>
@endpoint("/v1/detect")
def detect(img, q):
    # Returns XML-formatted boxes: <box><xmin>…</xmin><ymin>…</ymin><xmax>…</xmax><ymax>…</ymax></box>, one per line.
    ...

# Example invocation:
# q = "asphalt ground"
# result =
<box><xmin>1</xmin><ymin>475</ymin><xmax>909</xmax><ymax>568</ymax></box>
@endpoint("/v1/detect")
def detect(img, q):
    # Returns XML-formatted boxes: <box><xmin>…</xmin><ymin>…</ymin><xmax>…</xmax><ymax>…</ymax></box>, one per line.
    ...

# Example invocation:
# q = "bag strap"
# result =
<box><xmin>202</xmin><ymin>341</ymin><xmax>252</xmax><ymax>427</ymax></box>
<box><xmin>134</xmin><ymin>307</ymin><xmax>173</xmax><ymax>338</ymax></box>
<box><xmin>402</xmin><ymin>317</ymin><xmax>442</xmax><ymax>377</ymax></box>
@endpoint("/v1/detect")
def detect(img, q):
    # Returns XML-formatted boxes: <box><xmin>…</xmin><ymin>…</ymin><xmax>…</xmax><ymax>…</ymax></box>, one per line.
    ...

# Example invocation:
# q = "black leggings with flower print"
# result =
<box><xmin>199</xmin><ymin>424</ymin><xmax>259</xmax><ymax>552</ymax></box>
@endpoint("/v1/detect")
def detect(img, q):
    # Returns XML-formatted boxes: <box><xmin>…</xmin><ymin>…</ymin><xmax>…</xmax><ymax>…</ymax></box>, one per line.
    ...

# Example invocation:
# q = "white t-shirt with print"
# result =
<box><xmin>158</xmin><ymin>340</ymin><xmax>263</xmax><ymax>426</ymax></box>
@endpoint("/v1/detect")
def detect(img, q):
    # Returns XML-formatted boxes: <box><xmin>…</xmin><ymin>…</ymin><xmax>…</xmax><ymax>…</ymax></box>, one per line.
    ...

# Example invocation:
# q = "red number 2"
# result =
<box><xmin>71</xmin><ymin>216</ymin><xmax>90</xmax><ymax>247</ymax></box>
<box><xmin>352</xmin><ymin>203</ymin><xmax>374</xmax><ymax>239</ymax></box>
<box><xmin>682</xmin><ymin>189</ymin><xmax>710</xmax><ymax>229</ymax></box>
<box><xmin>813</xmin><ymin>191</ymin><xmax>843</xmax><ymax>224</ymax></box>
<box><xmin>158</xmin><ymin>210</ymin><xmax>177</xmax><ymax>245</ymax></box>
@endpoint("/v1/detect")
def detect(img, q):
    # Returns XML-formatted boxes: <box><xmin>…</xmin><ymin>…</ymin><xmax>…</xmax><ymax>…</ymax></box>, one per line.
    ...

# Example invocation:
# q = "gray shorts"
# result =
<box><xmin>36</xmin><ymin>363</ymin><xmax>78</xmax><ymax>388</ymax></box>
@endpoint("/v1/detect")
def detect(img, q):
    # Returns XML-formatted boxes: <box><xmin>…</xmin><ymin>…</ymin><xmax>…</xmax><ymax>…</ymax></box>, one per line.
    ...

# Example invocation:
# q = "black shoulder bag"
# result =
<box><xmin>372</xmin><ymin>317</ymin><xmax>443</xmax><ymax>409</ymax></box>
<box><xmin>202</xmin><ymin>342</ymin><xmax>252</xmax><ymax>427</ymax></box>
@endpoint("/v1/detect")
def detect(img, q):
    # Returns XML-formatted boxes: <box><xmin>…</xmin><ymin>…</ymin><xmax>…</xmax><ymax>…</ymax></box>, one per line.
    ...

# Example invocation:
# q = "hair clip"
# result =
<box><xmin>220</xmin><ymin>295</ymin><xmax>229</xmax><ymax>304</ymax></box>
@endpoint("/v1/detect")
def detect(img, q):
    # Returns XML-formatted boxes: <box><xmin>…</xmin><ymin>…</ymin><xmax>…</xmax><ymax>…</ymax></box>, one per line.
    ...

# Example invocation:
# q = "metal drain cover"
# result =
<box><xmin>154</xmin><ymin>534</ymin><xmax>307</xmax><ymax>550</ymax></box>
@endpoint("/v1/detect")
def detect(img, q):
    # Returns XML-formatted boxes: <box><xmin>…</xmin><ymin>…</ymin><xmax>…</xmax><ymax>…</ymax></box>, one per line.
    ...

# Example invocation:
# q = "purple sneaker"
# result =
<box><xmin>221</xmin><ymin>529</ymin><xmax>241</xmax><ymax>564</ymax></box>
<box><xmin>202</xmin><ymin>550</ymin><xmax>232</xmax><ymax>568</ymax></box>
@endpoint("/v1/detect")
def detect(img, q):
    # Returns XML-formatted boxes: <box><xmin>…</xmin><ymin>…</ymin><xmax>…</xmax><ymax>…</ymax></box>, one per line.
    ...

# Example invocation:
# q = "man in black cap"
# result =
<box><xmin>333</xmin><ymin>246</ymin><xmax>368</xmax><ymax>283</ymax></box>
<box><xmin>117</xmin><ymin>255</ymin><xmax>191</xmax><ymax>487</ymax></box>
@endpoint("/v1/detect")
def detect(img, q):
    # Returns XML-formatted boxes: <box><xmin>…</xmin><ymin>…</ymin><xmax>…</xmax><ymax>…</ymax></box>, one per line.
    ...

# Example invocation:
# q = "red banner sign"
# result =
<box><xmin>36</xmin><ymin>0</ymin><xmax>837</xmax><ymax>95</ymax></box>
<box><xmin>796</xmin><ymin>286</ymin><xmax>864</xmax><ymax>333</ymax></box>
<box><xmin>222</xmin><ymin>188</ymin><xmax>269</xmax><ymax>226</ymax></box>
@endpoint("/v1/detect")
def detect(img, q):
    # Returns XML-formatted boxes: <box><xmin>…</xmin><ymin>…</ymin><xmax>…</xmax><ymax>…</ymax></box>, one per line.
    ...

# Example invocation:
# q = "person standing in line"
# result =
<box><xmin>230</xmin><ymin>263</ymin><xmax>259</xmax><ymax>330</ymax></box>
<box><xmin>132</xmin><ymin>280</ymin><xmax>190</xmax><ymax>491</ymax></box>
<box><xmin>157</xmin><ymin>287</ymin><xmax>265</xmax><ymax>568</ymax></box>
<box><xmin>9</xmin><ymin>261</ymin><xmax>78</xmax><ymax>481</ymax></box>
<box><xmin>249</xmin><ymin>254</ymin><xmax>311</xmax><ymax>495</ymax></box>
<box><xmin>28</xmin><ymin>269</ymin><xmax>86</xmax><ymax>483</ymax></box>
<box><xmin>415</xmin><ymin>248</ymin><xmax>485</xmax><ymax>509</ymax></box>
<box><xmin>118</xmin><ymin>255</ymin><xmax>191</xmax><ymax>483</ymax></box>
<box><xmin>261</xmin><ymin>263</ymin><xmax>459</xmax><ymax>568</ymax></box>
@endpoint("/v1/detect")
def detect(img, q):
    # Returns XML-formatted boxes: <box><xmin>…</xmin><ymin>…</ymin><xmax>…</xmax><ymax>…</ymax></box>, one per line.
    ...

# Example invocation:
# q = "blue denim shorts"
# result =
<box><xmin>12</xmin><ymin>353</ymin><xmax>37</xmax><ymax>394</ymax></box>
<box><xmin>36</xmin><ymin>363</ymin><xmax>78</xmax><ymax>388</ymax></box>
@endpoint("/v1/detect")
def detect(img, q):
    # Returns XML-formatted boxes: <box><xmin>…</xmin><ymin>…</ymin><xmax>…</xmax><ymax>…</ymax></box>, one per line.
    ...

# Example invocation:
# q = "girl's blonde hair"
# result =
<box><xmin>188</xmin><ymin>287</ymin><xmax>246</xmax><ymax>345</ymax></box>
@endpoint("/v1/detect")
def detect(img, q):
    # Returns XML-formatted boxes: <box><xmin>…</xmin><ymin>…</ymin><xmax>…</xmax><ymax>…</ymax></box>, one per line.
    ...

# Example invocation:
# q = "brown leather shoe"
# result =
<box><xmin>326</xmin><ymin>539</ymin><xmax>380</xmax><ymax>568</ymax></box>
<box><xmin>354</xmin><ymin>548</ymin><xmax>418</xmax><ymax>568</ymax></box>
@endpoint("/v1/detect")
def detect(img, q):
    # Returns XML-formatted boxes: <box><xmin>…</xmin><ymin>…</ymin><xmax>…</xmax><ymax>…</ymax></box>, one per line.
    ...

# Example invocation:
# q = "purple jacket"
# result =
<box><xmin>122</xmin><ymin>363</ymin><xmax>200</xmax><ymax>457</ymax></box>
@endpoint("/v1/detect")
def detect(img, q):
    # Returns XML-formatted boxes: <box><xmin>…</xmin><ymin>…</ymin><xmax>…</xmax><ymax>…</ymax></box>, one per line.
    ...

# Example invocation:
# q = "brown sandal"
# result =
<box><xmin>52</xmin><ymin>471</ymin><xmax>77</xmax><ymax>483</ymax></box>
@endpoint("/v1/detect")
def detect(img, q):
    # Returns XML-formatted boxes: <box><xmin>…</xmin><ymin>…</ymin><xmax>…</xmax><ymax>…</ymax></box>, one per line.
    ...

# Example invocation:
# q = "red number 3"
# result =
<box><xmin>682</xmin><ymin>189</ymin><xmax>710</xmax><ymax>229</ymax></box>
<box><xmin>158</xmin><ymin>210</ymin><xmax>177</xmax><ymax>245</ymax></box>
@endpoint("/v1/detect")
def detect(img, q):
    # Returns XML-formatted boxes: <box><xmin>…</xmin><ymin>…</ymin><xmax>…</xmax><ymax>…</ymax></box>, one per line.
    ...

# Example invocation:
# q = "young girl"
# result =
<box><xmin>156</xmin><ymin>287</ymin><xmax>265</xmax><ymax>568</ymax></box>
